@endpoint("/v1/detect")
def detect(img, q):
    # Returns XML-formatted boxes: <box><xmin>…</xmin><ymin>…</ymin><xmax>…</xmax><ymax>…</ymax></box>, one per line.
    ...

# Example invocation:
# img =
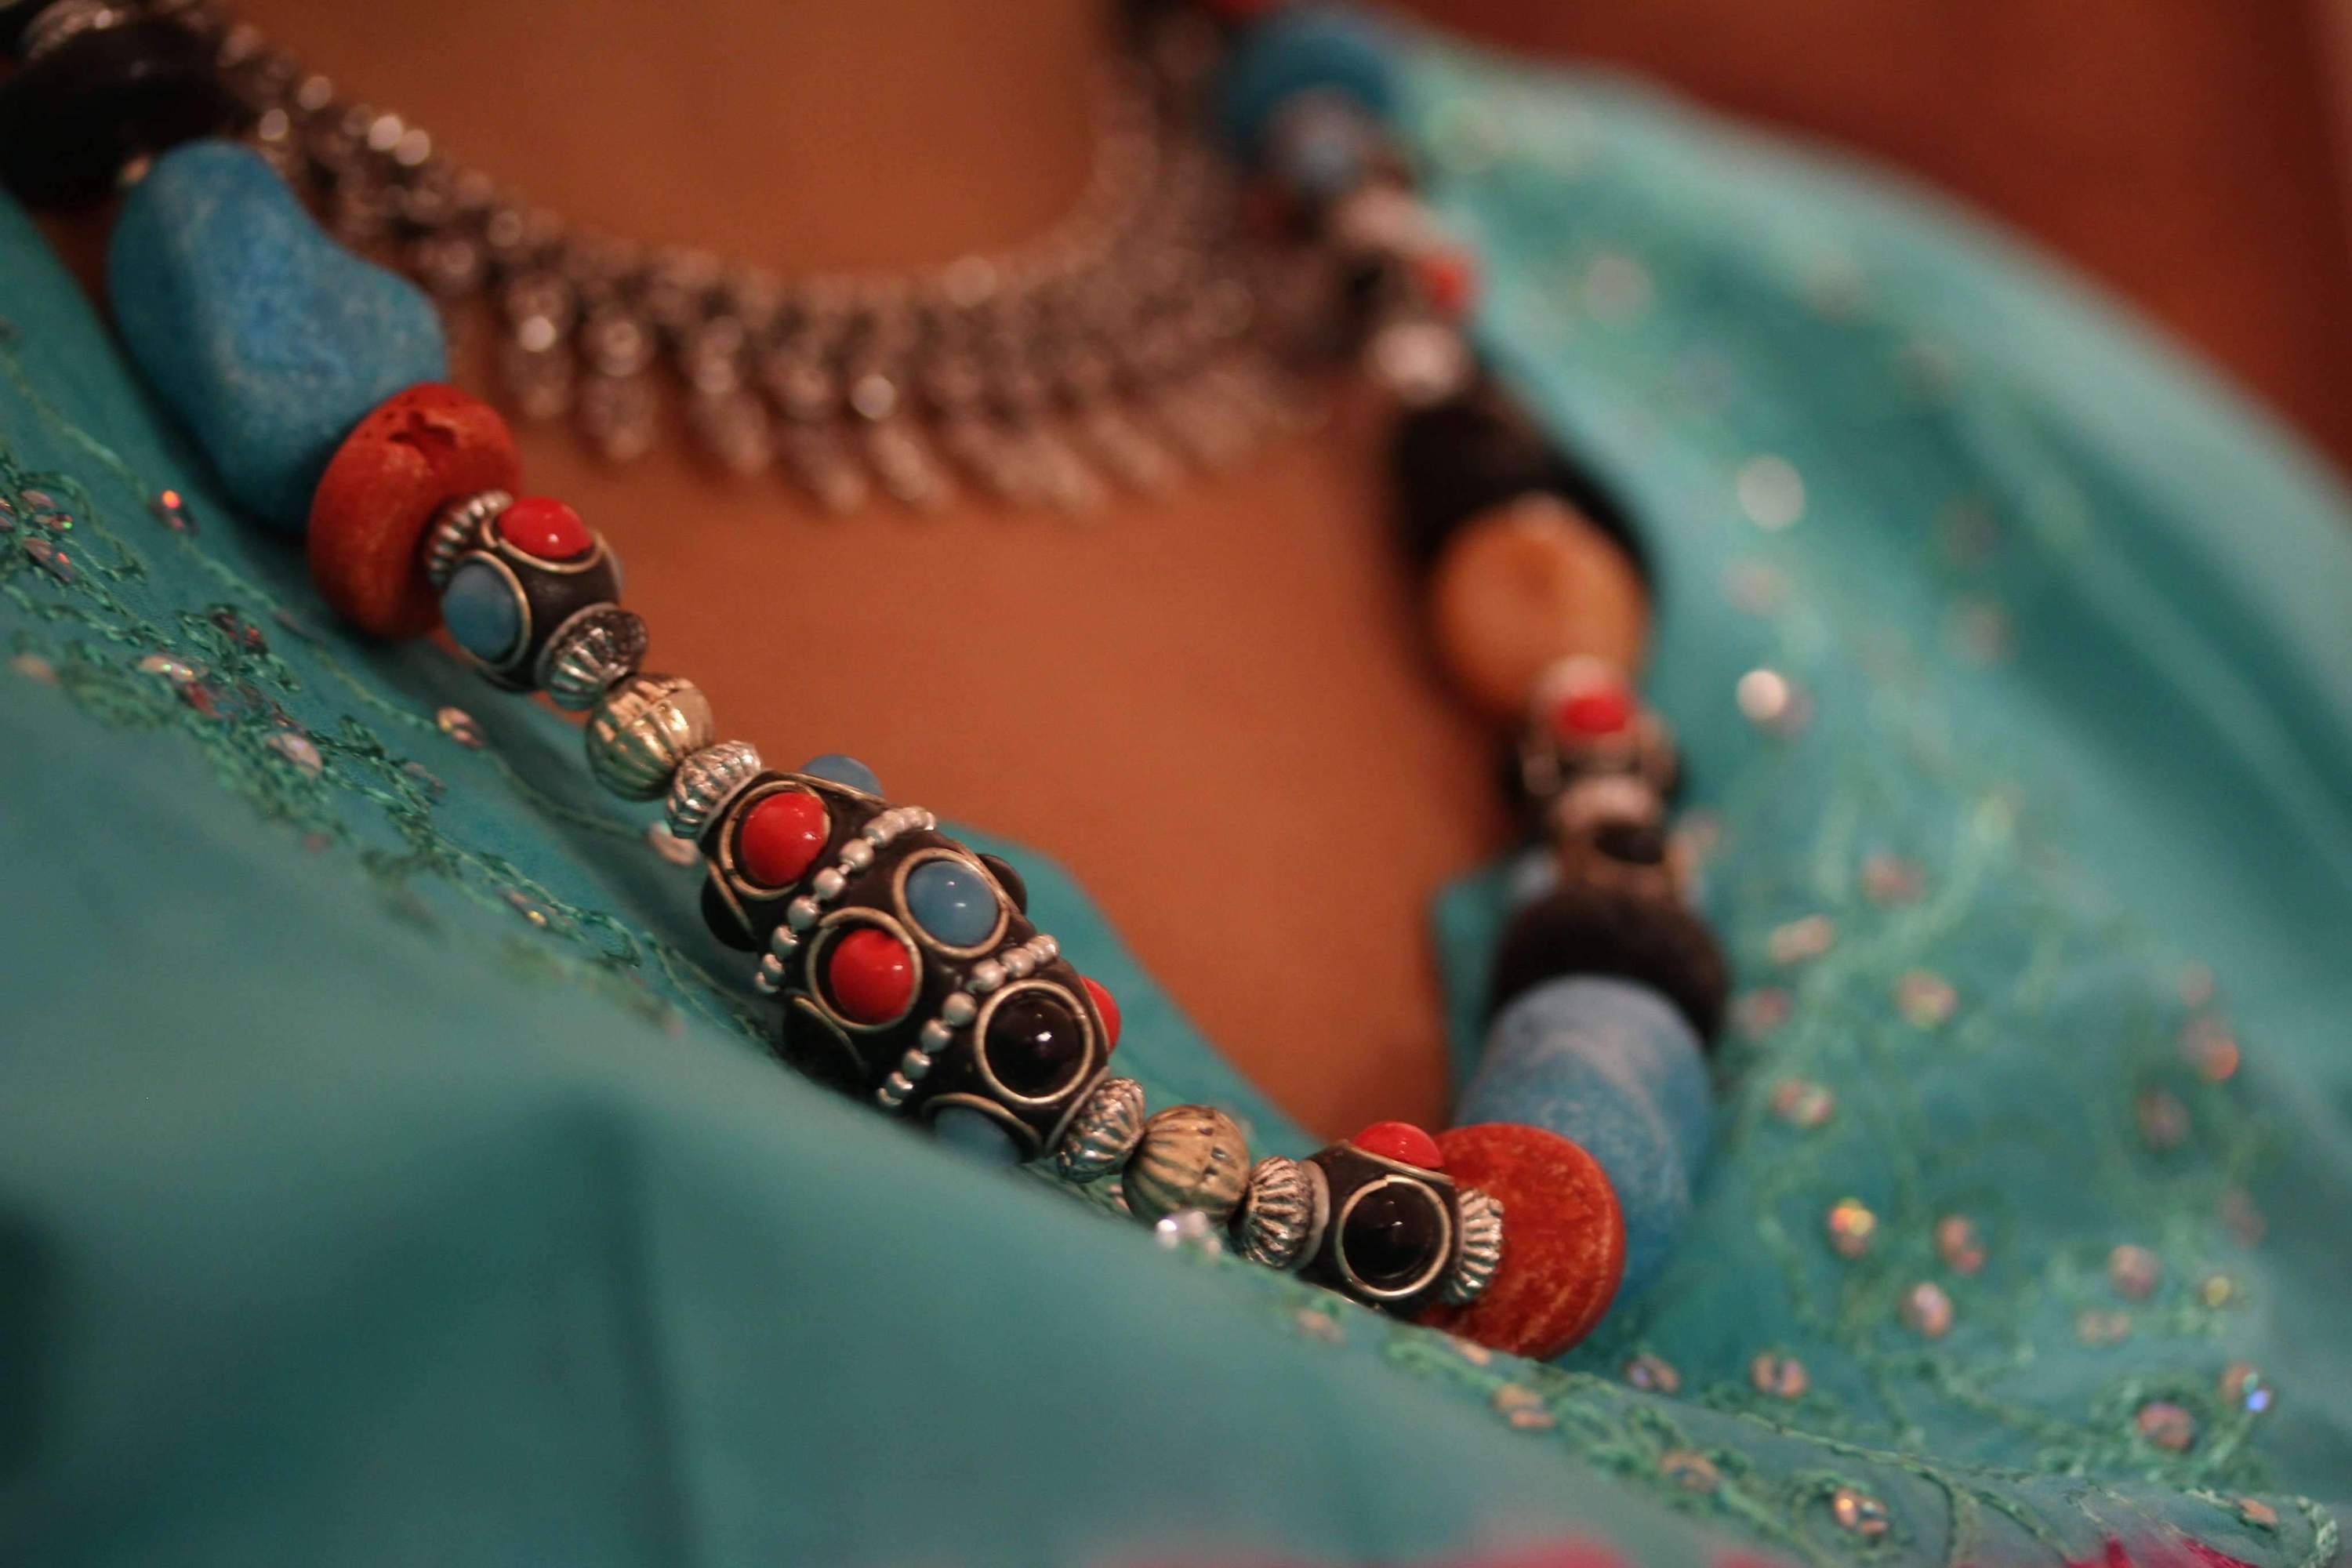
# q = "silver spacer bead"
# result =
<box><xmin>786</xmin><ymin>896</ymin><xmax>822</xmax><ymax>931</ymax></box>
<box><xmin>969</xmin><ymin>959</ymin><xmax>1007</xmax><ymax>995</ymax></box>
<box><xmin>423</xmin><ymin>488</ymin><xmax>512</xmax><ymax>590</ymax></box>
<box><xmin>839</xmin><ymin>839</ymin><xmax>876</xmax><ymax>871</ymax></box>
<box><xmin>1054</xmin><ymin>1076</ymin><xmax>1147</xmax><ymax>1185</ymax></box>
<box><xmin>1123</xmin><ymin>1105</ymin><xmax>1251</xmax><ymax>1227</ymax></box>
<box><xmin>584</xmin><ymin>673</ymin><xmax>716</xmax><ymax>800</ymax></box>
<box><xmin>1235</xmin><ymin>1156</ymin><xmax>1321</xmax><ymax>1271</ymax></box>
<box><xmin>664</xmin><ymin>740</ymin><xmax>764</xmax><ymax>841</ymax></box>
<box><xmin>811</xmin><ymin>866</ymin><xmax>847</xmax><ymax>900</ymax></box>
<box><xmin>942</xmin><ymin>992</ymin><xmax>978</xmax><ymax>1026</ymax></box>
<box><xmin>1003</xmin><ymin>947</ymin><xmax>1036</xmax><ymax>980</ymax></box>
<box><xmin>1443</xmin><ymin>1186</ymin><xmax>1505</xmax><ymax>1305</ymax></box>
<box><xmin>538</xmin><ymin>604</ymin><xmax>649</xmax><ymax>711</ymax></box>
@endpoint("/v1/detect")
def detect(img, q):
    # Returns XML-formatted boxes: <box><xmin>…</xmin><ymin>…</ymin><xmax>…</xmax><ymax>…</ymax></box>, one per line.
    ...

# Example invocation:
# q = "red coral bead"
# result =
<box><xmin>736</xmin><ymin>789</ymin><xmax>829</xmax><ymax>886</ymax></box>
<box><xmin>826</xmin><ymin>927</ymin><xmax>916</xmax><ymax>1025</ymax></box>
<box><xmin>1417</xmin><ymin>1123</ymin><xmax>1625</xmax><ymax>1359</ymax></box>
<box><xmin>1352</xmin><ymin>1120</ymin><xmax>1443</xmax><ymax>1170</ymax></box>
<box><xmin>1552</xmin><ymin>681</ymin><xmax>1635</xmax><ymax>739</ymax></box>
<box><xmin>1080</xmin><ymin>975</ymin><xmax>1122</xmax><ymax>1048</ymax></box>
<box><xmin>495</xmin><ymin>495</ymin><xmax>593</xmax><ymax>561</ymax></box>
<box><xmin>307</xmin><ymin>383</ymin><xmax>519</xmax><ymax>637</ymax></box>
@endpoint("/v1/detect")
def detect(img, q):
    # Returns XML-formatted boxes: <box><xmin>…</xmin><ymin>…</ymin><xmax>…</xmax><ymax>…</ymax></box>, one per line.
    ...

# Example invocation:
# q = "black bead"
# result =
<box><xmin>0</xmin><ymin>18</ymin><xmax>252</xmax><ymax>209</ymax></box>
<box><xmin>1338</xmin><ymin>1180</ymin><xmax>1445</xmax><ymax>1290</ymax></box>
<box><xmin>979</xmin><ymin>989</ymin><xmax>1087</xmax><ymax>1098</ymax></box>
<box><xmin>1390</xmin><ymin>374</ymin><xmax>1647</xmax><ymax>579</ymax></box>
<box><xmin>978</xmin><ymin>851</ymin><xmax>1028</xmax><ymax>914</ymax></box>
<box><xmin>1487</xmin><ymin>880</ymin><xmax>1729</xmax><ymax>1043</ymax></box>
<box><xmin>1297</xmin><ymin>1141</ymin><xmax>1461</xmax><ymax>1316</ymax></box>
<box><xmin>2</xmin><ymin>1</ymin><xmax>54</xmax><ymax>55</ymax></box>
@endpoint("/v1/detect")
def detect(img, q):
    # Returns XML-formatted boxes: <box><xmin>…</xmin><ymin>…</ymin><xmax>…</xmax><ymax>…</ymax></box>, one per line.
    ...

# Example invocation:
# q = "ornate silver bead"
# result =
<box><xmin>1443</xmin><ymin>1186</ymin><xmax>1504</xmax><ymax>1305</ymax></box>
<box><xmin>584</xmin><ymin>673</ymin><xmax>715</xmax><ymax>800</ymax></box>
<box><xmin>423</xmin><ymin>488</ymin><xmax>511</xmax><ymax>590</ymax></box>
<box><xmin>537</xmin><ymin>604</ymin><xmax>649</xmax><ymax>710</ymax></box>
<box><xmin>1054</xmin><ymin>1076</ymin><xmax>1146</xmax><ymax>1185</ymax></box>
<box><xmin>664</xmin><ymin>740</ymin><xmax>763</xmax><ymax>840</ymax></box>
<box><xmin>1123</xmin><ymin>1105</ymin><xmax>1250</xmax><ymax>1227</ymax></box>
<box><xmin>1236</xmin><ymin>1156</ymin><xmax>1323</xmax><ymax>1271</ymax></box>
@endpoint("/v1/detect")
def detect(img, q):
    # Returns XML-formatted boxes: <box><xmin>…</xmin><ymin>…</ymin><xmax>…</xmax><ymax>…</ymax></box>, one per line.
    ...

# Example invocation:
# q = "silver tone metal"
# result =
<box><xmin>537</xmin><ymin>604</ymin><xmax>648</xmax><ymax>710</ymax></box>
<box><xmin>1444</xmin><ymin>1187</ymin><xmax>1504</xmax><ymax>1306</ymax></box>
<box><xmin>422</xmin><ymin>488</ymin><xmax>510</xmax><ymax>590</ymax></box>
<box><xmin>663</xmin><ymin>739</ymin><xmax>763</xmax><ymax>841</ymax></box>
<box><xmin>205</xmin><ymin>5</ymin><xmax>1340</xmax><ymax>514</ymax></box>
<box><xmin>20</xmin><ymin>0</ymin><xmax>129</xmax><ymax>64</ymax></box>
<box><xmin>1123</xmin><ymin>1105</ymin><xmax>1251</xmax><ymax>1227</ymax></box>
<box><xmin>1054</xmin><ymin>1076</ymin><xmax>1147</xmax><ymax>1185</ymax></box>
<box><xmin>583</xmin><ymin>673</ymin><xmax>715</xmax><ymax>800</ymax></box>
<box><xmin>1236</xmin><ymin>1156</ymin><xmax>1320</xmax><ymax>1271</ymax></box>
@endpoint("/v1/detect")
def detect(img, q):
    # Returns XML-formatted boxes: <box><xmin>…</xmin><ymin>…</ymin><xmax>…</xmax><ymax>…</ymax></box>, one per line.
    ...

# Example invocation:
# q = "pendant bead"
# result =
<box><xmin>584</xmin><ymin>673</ymin><xmax>716</xmax><ymax>800</ymax></box>
<box><xmin>308</xmin><ymin>385</ymin><xmax>520</xmax><ymax>638</ymax></box>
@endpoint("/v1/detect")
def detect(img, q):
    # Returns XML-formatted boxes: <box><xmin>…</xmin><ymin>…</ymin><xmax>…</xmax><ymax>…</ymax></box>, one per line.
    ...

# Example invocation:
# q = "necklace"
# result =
<box><xmin>8</xmin><ymin>0</ymin><xmax>1729</xmax><ymax>1363</ymax></box>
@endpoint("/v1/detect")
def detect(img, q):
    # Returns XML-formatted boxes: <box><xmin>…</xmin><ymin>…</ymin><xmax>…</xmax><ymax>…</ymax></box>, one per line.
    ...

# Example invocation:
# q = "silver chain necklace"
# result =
<box><xmin>192</xmin><ymin>6</ymin><xmax>1330</xmax><ymax>514</ymax></box>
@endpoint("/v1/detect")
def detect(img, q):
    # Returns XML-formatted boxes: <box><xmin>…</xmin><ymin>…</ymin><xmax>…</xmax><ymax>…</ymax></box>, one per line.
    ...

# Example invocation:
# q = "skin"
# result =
<box><xmin>31</xmin><ymin>1</ymin><xmax>2345</xmax><ymax>1136</ymax></box>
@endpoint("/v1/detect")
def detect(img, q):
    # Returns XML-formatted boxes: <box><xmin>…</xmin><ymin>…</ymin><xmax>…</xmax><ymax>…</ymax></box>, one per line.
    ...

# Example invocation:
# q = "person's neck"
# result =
<box><xmin>227</xmin><ymin>0</ymin><xmax>1107</xmax><ymax>270</ymax></box>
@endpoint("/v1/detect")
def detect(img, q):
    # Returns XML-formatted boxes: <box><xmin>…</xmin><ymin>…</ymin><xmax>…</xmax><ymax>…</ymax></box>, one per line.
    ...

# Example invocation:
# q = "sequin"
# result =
<box><xmin>2201</xmin><ymin>1273</ymin><xmax>2237</xmax><ymax>1308</ymax></box>
<box><xmin>2237</xmin><ymin>1499</ymin><xmax>2278</xmax><ymax>1530</ymax></box>
<box><xmin>2136</xmin><ymin>1088</ymin><xmax>2190</xmax><ymax>1151</ymax></box>
<box><xmin>1493</xmin><ymin>1383</ymin><xmax>1553</xmax><ymax>1430</ymax></box>
<box><xmin>1736</xmin><ymin>455</ymin><xmax>1805</xmax><ymax>530</ymax></box>
<box><xmin>2180</xmin><ymin>1018</ymin><xmax>2241</xmax><ymax>1082</ymax></box>
<box><xmin>1768</xmin><ymin>914</ymin><xmax>1836</xmax><ymax>964</ymax></box>
<box><xmin>2077</xmin><ymin>1309</ymin><xmax>2132</xmax><ymax>1346</ymax></box>
<box><xmin>1737</xmin><ymin>669</ymin><xmax>1809</xmax><ymax>735</ymax></box>
<box><xmin>435</xmin><ymin>705</ymin><xmax>485</xmax><ymax>747</ymax></box>
<box><xmin>1831</xmin><ymin>1487</ymin><xmax>1892</xmax><ymax>1539</ymax></box>
<box><xmin>1896</xmin><ymin>971</ymin><xmax>1957</xmax><ymax>1027</ymax></box>
<box><xmin>9</xmin><ymin>652</ymin><xmax>56</xmax><ymax>682</ymax></box>
<box><xmin>1623</xmin><ymin>1352</ymin><xmax>1680</xmax><ymax>1394</ymax></box>
<box><xmin>1826</xmin><ymin>1198</ymin><xmax>1877</xmax><ymax>1259</ymax></box>
<box><xmin>137</xmin><ymin>654</ymin><xmax>198</xmax><ymax>684</ymax></box>
<box><xmin>1751</xmin><ymin>1352</ymin><xmax>1807</xmax><ymax>1399</ymax></box>
<box><xmin>2220</xmin><ymin>1362</ymin><xmax>2273</xmax><ymax>1415</ymax></box>
<box><xmin>1861</xmin><ymin>853</ymin><xmax>1926</xmax><ymax>904</ymax></box>
<box><xmin>2136</xmin><ymin>1399</ymin><xmax>2196</xmax><ymax>1452</ymax></box>
<box><xmin>150</xmin><ymin>488</ymin><xmax>197</xmax><ymax>532</ymax></box>
<box><xmin>1770</xmin><ymin>1078</ymin><xmax>1835</xmax><ymax>1128</ymax></box>
<box><xmin>23</xmin><ymin>535</ymin><xmax>74</xmax><ymax>583</ymax></box>
<box><xmin>2107</xmin><ymin>1244</ymin><xmax>2161</xmax><ymax>1300</ymax></box>
<box><xmin>1658</xmin><ymin>1450</ymin><xmax>1719</xmax><ymax>1493</ymax></box>
<box><xmin>1900</xmin><ymin>1282</ymin><xmax>1953</xmax><ymax>1338</ymax></box>
<box><xmin>1738</xmin><ymin>989</ymin><xmax>1795</xmax><ymax>1038</ymax></box>
<box><xmin>266</xmin><ymin>731</ymin><xmax>324</xmax><ymax>777</ymax></box>
<box><xmin>1935</xmin><ymin>1214</ymin><xmax>1986</xmax><ymax>1275</ymax></box>
<box><xmin>1452</xmin><ymin>1338</ymin><xmax>1494</xmax><ymax>1367</ymax></box>
<box><xmin>504</xmin><ymin>891</ymin><xmax>553</xmax><ymax>928</ymax></box>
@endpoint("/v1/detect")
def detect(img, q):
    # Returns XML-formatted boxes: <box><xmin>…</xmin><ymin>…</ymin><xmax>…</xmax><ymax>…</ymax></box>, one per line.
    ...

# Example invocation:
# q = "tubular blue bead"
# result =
<box><xmin>1458</xmin><ymin>975</ymin><xmax>1714</xmax><ymax>1298</ymax></box>
<box><xmin>798</xmin><ymin>753</ymin><xmax>882</xmax><ymax>794</ymax></box>
<box><xmin>107</xmin><ymin>140</ymin><xmax>448</xmax><ymax>533</ymax></box>
<box><xmin>1215</xmin><ymin>6</ymin><xmax>1402</xmax><ymax>157</ymax></box>
<box><xmin>439</xmin><ymin>559</ymin><xmax>524</xmax><ymax>664</ymax></box>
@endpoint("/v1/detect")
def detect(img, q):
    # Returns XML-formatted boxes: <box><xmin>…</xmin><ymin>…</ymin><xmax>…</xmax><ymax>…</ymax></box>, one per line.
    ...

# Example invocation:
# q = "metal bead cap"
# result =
<box><xmin>1236</xmin><ymin>1155</ymin><xmax>1321</xmax><ymax>1271</ymax></box>
<box><xmin>538</xmin><ymin>604</ymin><xmax>648</xmax><ymax>710</ymax></box>
<box><xmin>1055</xmin><ymin>1076</ymin><xmax>1145</xmax><ymax>1185</ymax></box>
<box><xmin>423</xmin><ymin>488</ymin><xmax>512</xmax><ymax>590</ymax></box>
<box><xmin>1123</xmin><ymin>1105</ymin><xmax>1250</xmax><ymax>1227</ymax></box>
<box><xmin>665</xmin><ymin>740</ymin><xmax>763</xmax><ymax>840</ymax></box>
<box><xmin>585</xmin><ymin>673</ymin><xmax>715</xmax><ymax>800</ymax></box>
<box><xmin>1443</xmin><ymin>1186</ymin><xmax>1504</xmax><ymax>1305</ymax></box>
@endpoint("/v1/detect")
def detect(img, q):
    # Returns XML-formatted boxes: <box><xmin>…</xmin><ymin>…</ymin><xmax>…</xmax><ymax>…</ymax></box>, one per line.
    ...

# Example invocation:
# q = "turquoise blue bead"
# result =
<box><xmin>932</xmin><ymin>1106</ymin><xmax>1020</xmax><ymax>1167</ymax></box>
<box><xmin>1459</xmin><ymin>976</ymin><xmax>1713</xmax><ymax>1298</ymax></box>
<box><xmin>906</xmin><ymin>858</ymin><xmax>1000</xmax><ymax>948</ymax></box>
<box><xmin>107</xmin><ymin>140</ymin><xmax>448</xmax><ymax>534</ymax></box>
<box><xmin>1217</xmin><ymin>7</ymin><xmax>1402</xmax><ymax>155</ymax></box>
<box><xmin>441</xmin><ymin>560</ymin><xmax>522</xmax><ymax>663</ymax></box>
<box><xmin>799</xmin><ymin>753</ymin><xmax>882</xmax><ymax>794</ymax></box>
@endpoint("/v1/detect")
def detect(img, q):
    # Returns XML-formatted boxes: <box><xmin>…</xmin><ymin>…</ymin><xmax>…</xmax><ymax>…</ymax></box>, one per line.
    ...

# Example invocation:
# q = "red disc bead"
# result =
<box><xmin>1417</xmin><ymin>1123</ymin><xmax>1624</xmax><ymax>1359</ymax></box>
<box><xmin>736</xmin><ymin>789</ymin><xmax>829</xmax><ymax>886</ymax></box>
<box><xmin>495</xmin><ymin>495</ymin><xmax>594</xmax><ymax>562</ymax></box>
<box><xmin>1080</xmin><ymin>975</ymin><xmax>1122</xmax><ymax>1048</ymax></box>
<box><xmin>826</xmin><ymin>927</ymin><xmax>916</xmax><ymax>1025</ymax></box>
<box><xmin>1552</xmin><ymin>681</ymin><xmax>1635</xmax><ymax>739</ymax></box>
<box><xmin>1352</xmin><ymin>1120</ymin><xmax>1443</xmax><ymax>1170</ymax></box>
<box><xmin>307</xmin><ymin>383</ymin><xmax>520</xmax><ymax>637</ymax></box>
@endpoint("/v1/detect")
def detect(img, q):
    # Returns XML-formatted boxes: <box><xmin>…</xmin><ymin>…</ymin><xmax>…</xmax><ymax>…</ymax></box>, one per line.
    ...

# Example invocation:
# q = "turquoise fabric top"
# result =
<box><xmin>3</xmin><ymin>29</ymin><xmax>2350</xmax><ymax>1568</ymax></box>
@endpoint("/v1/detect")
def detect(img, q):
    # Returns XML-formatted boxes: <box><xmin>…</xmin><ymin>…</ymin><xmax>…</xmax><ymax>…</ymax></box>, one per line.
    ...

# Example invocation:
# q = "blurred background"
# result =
<box><xmin>1416</xmin><ymin>0</ymin><xmax>2352</xmax><ymax>474</ymax></box>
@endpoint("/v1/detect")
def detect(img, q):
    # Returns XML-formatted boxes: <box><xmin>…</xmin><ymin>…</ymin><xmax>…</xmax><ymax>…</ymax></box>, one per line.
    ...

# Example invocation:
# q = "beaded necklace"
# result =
<box><xmin>4</xmin><ymin>0</ymin><xmax>1731</xmax><ymax>1360</ymax></box>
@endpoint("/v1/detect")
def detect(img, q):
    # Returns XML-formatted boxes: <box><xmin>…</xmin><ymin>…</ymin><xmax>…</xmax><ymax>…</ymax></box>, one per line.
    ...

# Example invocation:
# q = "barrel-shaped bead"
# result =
<box><xmin>1460</xmin><ymin>976</ymin><xmax>1711</xmax><ymax>1298</ymax></box>
<box><xmin>108</xmin><ymin>140</ymin><xmax>447</xmax><ymax>532</ymax></box>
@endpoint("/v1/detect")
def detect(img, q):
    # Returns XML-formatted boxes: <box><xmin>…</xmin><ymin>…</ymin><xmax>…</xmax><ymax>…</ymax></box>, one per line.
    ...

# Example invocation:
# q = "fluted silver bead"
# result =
<box><xmin>423</xmin><ymin>488</ymin><xmax>511</xmax><ymax>590</ymax></box>
<box><xmin>664</xmin><ymin>740</ymin><xmax>763</xmax><ymax>840</ymax></box>
<box><xmin>585</xmin><ymin>673</ymin><xmax>714</xmax><ymax>800</ymax></box>
<box><xmin>538</xmin><ymin>604</ymin><xmax>648</xmax><ymax>710</ymax></box>
<box><xmin>1443</xmin><ymin>1186</ymin><xmax>1504</xmax><ymax>1305</ymax></box>
<box><xmin>1054</xmin><ymin>1076</ymin><xmax>1146</xmax><ymax>1185</ymax></box>
<box><xmin>1235</xmin><ymin>1155</ymin><xmax>1321</xmax><ymax>1270</ymax></box>
<box><xmin>1123</xmin><ymin>1105</ymin><xmax>1250</xmax><ymax>1227</ymax></box>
